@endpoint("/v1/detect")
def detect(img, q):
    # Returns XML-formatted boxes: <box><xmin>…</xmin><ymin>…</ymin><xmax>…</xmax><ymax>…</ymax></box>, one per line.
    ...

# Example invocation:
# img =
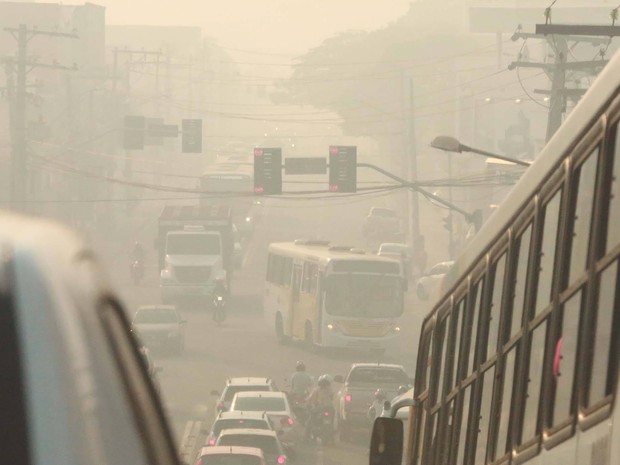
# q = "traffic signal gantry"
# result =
<box><xmin>122</xmin><ymin>115</ymin><xmax>202</xmax><ymax>153</ymax></box>
<box><xmin>253</xmin><ymin>145</ymin><xmax>357</xmax><ymax>195</ymax></box>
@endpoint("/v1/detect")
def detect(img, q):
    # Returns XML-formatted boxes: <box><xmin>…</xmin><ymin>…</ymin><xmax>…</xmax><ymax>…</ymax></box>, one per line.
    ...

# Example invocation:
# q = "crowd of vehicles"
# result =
<box><xmin>264</xmin><ymin>240</ymin><xmax>406</xmax><ymax>353</ymax></box>
<box><xmin>371</xmin><ymin>42</ymin><xmax>620</xmax><ymax>465</ymax></box>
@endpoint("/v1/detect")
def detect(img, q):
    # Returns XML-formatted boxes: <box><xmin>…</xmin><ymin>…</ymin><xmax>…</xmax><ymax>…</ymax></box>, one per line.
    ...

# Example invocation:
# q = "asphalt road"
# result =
<box><xmin>96</xmin><ymin>192</ymin><xmax>426</xmax><ymax>465</ymax></box>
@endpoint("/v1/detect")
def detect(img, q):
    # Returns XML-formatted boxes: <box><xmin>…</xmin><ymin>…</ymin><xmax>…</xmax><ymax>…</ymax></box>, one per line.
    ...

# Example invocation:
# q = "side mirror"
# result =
<box><xmin>210</xmin><ymin>390</ymin><xmax>220</xmax><ymax>396</ymax></box>
<box><xmin>333</xmin><ymin>375</ymin><xmax>344</xmax><ymax>383</ymax></box>
<box><xmin>369</xmin><ymin>418</ymin><xmax>403</xmax><ymax>465</ymax></box>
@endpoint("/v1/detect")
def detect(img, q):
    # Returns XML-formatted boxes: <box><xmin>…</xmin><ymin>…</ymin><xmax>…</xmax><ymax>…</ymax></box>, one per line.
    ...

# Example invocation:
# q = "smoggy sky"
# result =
<box><xmin>99</xmin><ymin>0</ymin><xmax>412</xmax><ymax>54</ymax></box>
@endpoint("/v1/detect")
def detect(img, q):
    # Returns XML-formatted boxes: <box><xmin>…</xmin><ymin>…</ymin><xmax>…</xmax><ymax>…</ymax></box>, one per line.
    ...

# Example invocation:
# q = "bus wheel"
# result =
<box><xmin>275</xmin><ymin>314</ymin><xmax>288</xmax><ymax>345</ymax></box>
<box><xmin>304</xmin><ymin>322</ymin><xmax>315</xmax><ymax>351</ymax></box>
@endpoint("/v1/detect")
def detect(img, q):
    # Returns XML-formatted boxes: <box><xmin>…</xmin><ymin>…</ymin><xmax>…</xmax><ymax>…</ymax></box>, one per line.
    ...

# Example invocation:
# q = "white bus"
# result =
<box><xmin>371</xmin><ymin>47</ymin><xmax>620</xmax><ymax>465</ymax></box>
<box><xmin>264</xmin><ymin>240</ymin><xmax>406</xmax><ymax>352</ymax></box>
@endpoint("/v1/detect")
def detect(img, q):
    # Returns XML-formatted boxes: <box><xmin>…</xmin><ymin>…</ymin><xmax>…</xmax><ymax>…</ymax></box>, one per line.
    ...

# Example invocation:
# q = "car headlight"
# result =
<box><xmin>245</xmin><ymin>216</ymin><xmax>252</xmax><ymax>223</ymax></box>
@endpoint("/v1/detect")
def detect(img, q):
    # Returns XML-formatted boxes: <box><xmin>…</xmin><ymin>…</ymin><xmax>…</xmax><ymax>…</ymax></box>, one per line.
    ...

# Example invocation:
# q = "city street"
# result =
<box><xmin>102</xmin><ymin>194</ymin><xmax>425</xmax><ymax>465</ymax></box>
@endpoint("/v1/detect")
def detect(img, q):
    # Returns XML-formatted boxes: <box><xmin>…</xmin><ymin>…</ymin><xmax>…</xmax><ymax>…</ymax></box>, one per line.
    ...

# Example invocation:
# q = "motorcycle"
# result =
<box><xmin>288</xmin><ymin>392</ymin><xmax>309</xmax><ymax>424</ymax></box>
<box><xmin>212</xmin><ymin>294</ymin><xmax>226</xmax><ymax>325</ymax></box>
<box><xmin>307</xmin><ymin>406</ymin><xmax>335</xmax><ymax>445</ymax></box>
<box><xmin>131</xmin><ymin>259</ymin><xmax>143</xmax><ymax>285</ymax></box>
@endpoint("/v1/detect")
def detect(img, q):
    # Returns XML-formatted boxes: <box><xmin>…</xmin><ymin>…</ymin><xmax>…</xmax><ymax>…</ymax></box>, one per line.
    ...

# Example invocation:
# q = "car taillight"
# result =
<box><xmin>208</xmin><ymin>438</ymin><xmax>216</xmax><ymax>446</ymax></box>
<box><xmin>217</xmin><ymin>401</ymin><xmax>225</xmax><ymax>411</ymax></box>
<box><xmin>196</xmin><ymin>459</ymin><xmax>203</xmax><ymax>465</ymax></box>
<box><xmin>323</xmin><ymin>410</ymin><xmax>331</xmax><ymax>417</ymax></box>
<box><xmin>277</xmin><ymin>456</ymin><xmax>286</xmax><ymax>464</ymax></box>
<box><xmin>280</xmin><ymin>416</ymin><xmax>294</xmax><ymax>426</ymax></box>
<box><xmin>345</xmin><ymin>393</ymin><xmax>352</xmax><ymax>402</ymax></box>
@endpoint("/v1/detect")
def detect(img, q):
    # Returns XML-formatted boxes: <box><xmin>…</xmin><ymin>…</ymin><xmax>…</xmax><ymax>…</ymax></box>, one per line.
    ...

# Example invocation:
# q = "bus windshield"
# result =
<box><xmin>325</xmin><ymin>274</ymin><xmax>403</xmax><ymax>318</ymax></box>
<box><xmin>166</xmin><ymin>234</ymin><xmax>221</xmax><ymax>255</ymax></box>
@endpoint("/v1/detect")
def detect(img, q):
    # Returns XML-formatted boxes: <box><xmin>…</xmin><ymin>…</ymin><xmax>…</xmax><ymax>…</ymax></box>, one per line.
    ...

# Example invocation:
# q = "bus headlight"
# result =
<box><xmin>327</xmin><ymin>323</ymin><xmax>334</xmax><ymax>331</ymax></box>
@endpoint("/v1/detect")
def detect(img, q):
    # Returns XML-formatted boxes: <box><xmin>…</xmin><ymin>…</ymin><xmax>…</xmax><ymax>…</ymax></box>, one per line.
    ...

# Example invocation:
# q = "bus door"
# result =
<box><xmin>290</xmin><ymin>264</ymin><xmax>303</xmax><ymax>339</ymax></box>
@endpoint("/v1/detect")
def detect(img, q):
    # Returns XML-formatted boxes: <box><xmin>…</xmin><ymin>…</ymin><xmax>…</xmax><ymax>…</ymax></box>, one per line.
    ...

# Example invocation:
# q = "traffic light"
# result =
<box><xmin>328</xmin><ymin>145</ymin><xmax>357</xmax><ymax>193</ymax></box>
<box><xmin>182</xmin><ymin>119</ymin><xmax>202</xmax><ymax>153</ymax></box>
<box><xmin>254</xmin><ymin>147</ymin><xmax>282</xmax><ymax>195</ymax></box>
<box><xmin>123</xmin><ymin>115</ymin><xmax>145</xmax><ymax>150</ymax></box>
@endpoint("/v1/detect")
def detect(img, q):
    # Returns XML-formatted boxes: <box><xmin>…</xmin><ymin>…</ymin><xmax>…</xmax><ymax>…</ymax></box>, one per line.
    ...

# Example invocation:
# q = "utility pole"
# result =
<box><xmin>4</xmin><ymin>24</ymin><xmax>78</xmax><ymax>209</ymax></box>
<box><xmin>510</xmin><ymin>23</ymin><xmax>620</xmax><ymax>142</ymax></box>
<box><xmin>407</xmin><ymin>77</ymin><xmax>423</xmax><ymax>259</ymax></box>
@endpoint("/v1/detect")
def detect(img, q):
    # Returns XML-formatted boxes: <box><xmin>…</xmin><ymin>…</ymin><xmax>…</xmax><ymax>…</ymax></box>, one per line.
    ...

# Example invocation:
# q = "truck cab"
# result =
<box><xmin>160</xmin><ymin>226</ymin><xmax>226</xmax><ymax>304</ymax></box>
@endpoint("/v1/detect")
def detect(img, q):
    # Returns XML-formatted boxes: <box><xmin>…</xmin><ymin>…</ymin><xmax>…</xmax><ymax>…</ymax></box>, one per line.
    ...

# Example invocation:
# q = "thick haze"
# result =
<box><xmin>100</xmin><ymin>0</ymin><xmax>411</xmax><ymax>53</ymax></box>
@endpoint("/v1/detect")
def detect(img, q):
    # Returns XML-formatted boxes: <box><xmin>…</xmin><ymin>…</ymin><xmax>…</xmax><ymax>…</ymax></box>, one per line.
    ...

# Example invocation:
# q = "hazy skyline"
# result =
<box><xmin>99</xmin><ymin>0</ymin><xmax>412</xmax><ymax>54</ymax></box>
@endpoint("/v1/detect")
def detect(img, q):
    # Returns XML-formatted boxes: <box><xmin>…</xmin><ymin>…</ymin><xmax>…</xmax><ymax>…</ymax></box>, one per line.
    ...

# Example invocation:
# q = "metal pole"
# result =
<box><xmin>546</xmin><ymin>38</ymin><xmax>567</xmax><ymax>142</ymax></box>
<box><xmin>448</xmin><ymin>153</ymin><xmax>454</xmax><ymax>259</ymax></box>
<box><xmin>408</xmin><ymin>76</ymin><xmax>421</xmax><ymax>245</ymax></box>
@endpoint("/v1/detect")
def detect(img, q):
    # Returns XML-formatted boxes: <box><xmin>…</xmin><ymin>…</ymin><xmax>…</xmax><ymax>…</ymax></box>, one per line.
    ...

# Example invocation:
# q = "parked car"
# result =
<box><xmin>229</xmin><ymin>391</ymin><xmax>300</xmax><ymax>444</ymax></box>
<box><xmin>215</xmin><ymin>429</ymin><xmax>288</xmax><ymax>465</ymax></box>
<box><xmin>416</xmin><ymin>261</ymin><xmax>454</xmax><ymax>301</ymax></box>
<box><xmin>335</xmin><ymin>363</ymin><xmax>411</xmax><ymax>440</ymax></box>
<box><xmin>194</xmin><ymin>445</ymin><xmax>267</xmax><ymax>465</ymax></box>
<box><xmin>211</xmin><ymin>377</ymin><xmax>277</xmax><ymax>414</ymax></box>
<box><xmin>131</xmin><ymin>305</ymin><xmax>186</xmax><ymax>354</ymax></box>
<box><xmin>205</xmin><ymin>411</ymin><xmax>275</xmax><ymax>447</ymax></box>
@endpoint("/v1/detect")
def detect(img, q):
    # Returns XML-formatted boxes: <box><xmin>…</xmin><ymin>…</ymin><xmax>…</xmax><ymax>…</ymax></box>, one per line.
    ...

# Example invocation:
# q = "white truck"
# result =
<box><xmin>157</xmin><ymin>205</ymin><xmax>233</xmax><ymax>306</ymax></box>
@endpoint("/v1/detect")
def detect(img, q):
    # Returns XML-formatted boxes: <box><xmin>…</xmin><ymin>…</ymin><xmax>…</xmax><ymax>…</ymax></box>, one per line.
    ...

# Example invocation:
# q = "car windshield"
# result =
<box><xmin>213</xmin><ymin>419</ymin><xmax>269</xmax><ymax>436</ymax></box>
<box><xmin>202</xmin><ymin>454</ymin><xmax>262</xmax><ymax>465</ymax></box>
<box><xmin>134</xmin><ymin>308</ymin><xmax>177</xmax><ymax>324</ymax></box>
<box><xmin>232</xmin><ymin>397</ymin><xmax>286</xmax><ymax>412</ymax></box>
<box><xmin>224</xmin><ymin>386</ymin><xmax>271</xmax><ymax>402</ymax></box>
<box><xmin>325</xmin><ymin>274</ymin><xmax>403</xmax><ymax>317</ymax></box>
<box><xmin>348</xmin><ymin>368</ymin><xmax>409</xmax><ymax>384</ymax></box>
<box><xmin>166</xmin><ymin>234</ymin><xmax>220</xmax><ymax>254</ymax></box>
<box><xmin>217</xmin><ymin>435</ymin><xmax>278</xmax><ymax>455</ymax></box>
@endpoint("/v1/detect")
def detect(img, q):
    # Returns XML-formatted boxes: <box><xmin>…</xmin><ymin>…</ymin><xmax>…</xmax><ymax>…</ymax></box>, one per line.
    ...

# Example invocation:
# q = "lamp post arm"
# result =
<box><xmin>459</xmin><ymin>144</ymin><xmax>532</xmax><ymax>166</ymax></box>
<box><xmin>356</xmin><ymin>162</ymin><xmax>475</xmax><ymax>221</ymax></box>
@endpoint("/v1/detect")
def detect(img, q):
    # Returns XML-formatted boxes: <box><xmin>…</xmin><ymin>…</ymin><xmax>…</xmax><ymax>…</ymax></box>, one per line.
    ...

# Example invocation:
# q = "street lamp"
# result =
<box><xmin>430</xmin><ymin>135</ymin><xmax>532</xmax><ymax>167</ymax></box>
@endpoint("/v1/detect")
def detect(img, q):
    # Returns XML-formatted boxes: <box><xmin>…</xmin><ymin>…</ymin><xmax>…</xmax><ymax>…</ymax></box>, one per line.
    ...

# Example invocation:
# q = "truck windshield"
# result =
<box><xmin>325</xmin><ymin>274</ymin><xmax>403</xmax><ymax>318</ymax></box>
<box><xmin>166</xmin><ymin>234</ymin><xmax>220</xmax><ymax>254</ymax></box>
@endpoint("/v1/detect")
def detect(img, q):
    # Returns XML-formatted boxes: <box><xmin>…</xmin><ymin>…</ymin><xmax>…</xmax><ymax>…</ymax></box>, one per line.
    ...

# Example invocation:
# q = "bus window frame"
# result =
<box><xmin>542</xmin><ymin>118</ymin><xmax>605</xmax><ymax>448</ymax></box>
<box><xmin>577</xmin><ymin>104</ymin><xmax>620</xmax><ymax>427</ymax></box>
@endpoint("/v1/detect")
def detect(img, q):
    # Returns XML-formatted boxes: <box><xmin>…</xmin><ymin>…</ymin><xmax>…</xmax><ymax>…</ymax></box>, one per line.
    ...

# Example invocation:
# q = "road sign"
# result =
<box><xmin>123</xmin><ymin>115</ymin><xmax>145</xmax><ymax>150</ymax></box>
<box><xmin>254</xmin><ymin>147</ymin><xmax>282</xmax><ymax>195</ymax></box>
<box><xmin>284</xmin><ymin>157</ymin><xmax>327</xmax><ymax>175</ymax></box>
<box><xmin>182</xmin><ymin>119</ymin><xmax>202</xmax><ymax>153</ymax></box>
<box><xmin>145</xmin><ymin>117</ymin><xmax>164</xmax><ymax>146</ymax></box>
<box><xmin>329</xmin><ymin>145</ymin><xmax>357</xmax><ymax>193</ymax></box>
<box><xmin>148</xmin><ymin>123</ymin><xmax>179</xmax><ymax>138</ymax></box>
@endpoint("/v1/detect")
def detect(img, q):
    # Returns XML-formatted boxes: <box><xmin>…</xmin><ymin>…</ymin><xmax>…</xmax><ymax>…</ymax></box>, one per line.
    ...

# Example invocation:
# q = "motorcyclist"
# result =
<box><xmin>368</xmin><ymin>388</ymin><xmax>387</xmax><ymax>422</ymax></box>
<box><xmin>290</xmin><ymin>361</ymin><xmax>314</xmax><ymax>399</ymax></box>
<box><xmin>213</xmin><ymin>276</ymin><xmax>228</xmax><ymax>299</ymax></box>
<box><xmin>305</xmin><ymin>375</ymin><xmax>334</xmax><ymax>439</ymax></box>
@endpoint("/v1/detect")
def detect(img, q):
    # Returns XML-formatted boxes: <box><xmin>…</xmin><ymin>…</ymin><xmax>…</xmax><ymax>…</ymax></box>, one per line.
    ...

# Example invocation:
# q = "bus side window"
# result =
<box><xmin>486</xmin><ymin>253</ymin><xmax>507</xmax><ymax>361</ymax></box>
<box><xmin>520</xmin><ymin>321</ymin><xmax>547</xmax><ymax>443</ymax></box>
<box><xmin>587</xmin><ymin>262</ymin><xmax>619</xmax><ymax>407</ymax></box>
<box><xmin>550</xmin><ymin>290</ymin><xmax>582</xmax><ymax>426</ymax></box>
<box><xmin>534</xmin><ymin>190</ymin><xmax>563</xmax><ymax>316</ymax></box>
<box><xmin>466</xmin><ymin>278</ymin><xmax>485</xmax><ymax>375</ymax></box>
<box><xmin>605</xmin><ymin>124</ymin><xmax>620</xmax><ymax>253</ymax></box>
<box><xmin>512</xmin><ymin>224</ymin><xmax>533</xmax><ymax>337</ymax></box>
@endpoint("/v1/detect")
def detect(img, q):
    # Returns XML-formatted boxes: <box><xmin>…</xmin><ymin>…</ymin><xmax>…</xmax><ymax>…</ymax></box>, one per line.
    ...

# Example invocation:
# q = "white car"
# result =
<box><xmin>211</xmin><ymin>377</ymin><xmax>278</xmax><ymax>414</ymax></box>
<box><xmin>131</xmin><ymin>305</ymin><xmax>186</xmax><ymax>354</ymax></box>
<box><xmin>229</xmin><ymin>391</ymin><xmax>300</xmax><ymax>443</ymax></box>
<box><xmin>416</xmin><ymin>261</ymin><xmax>454</xmax><ymax>301</ymax></box>
<box><xmin>215</xmin><ymin>429</ymin><xmax>288</xmax><ymax>465</ymax></box>
<box><xmin>205</xmin><ymin>411</ymin><xmax>275</xmax><ymax>447</ymax></box>
<box><xmin>195</xmin><ymin>445</ymin><xmax>267</xmax><ymax>465</ymax></box>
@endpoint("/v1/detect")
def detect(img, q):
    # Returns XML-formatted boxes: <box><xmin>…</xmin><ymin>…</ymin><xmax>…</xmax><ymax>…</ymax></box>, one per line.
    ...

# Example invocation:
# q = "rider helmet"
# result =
<box><xmin>397</xmin><ymin>385</ymin><xmax>409</xmax><ymax>395</ymax></box>
<box><xmin>374</xmin><ymin>388</ymin><xmax>387</xmax><ymax>400</ymax></box>
<box><xmin>296</xmin><ymin>361</ymin><xmax>306</xmax><ymax>372</ymax></box>
<box><xmin>317</xmin><ymin>375</ymin><xmax>331</xmax><ymax>388</ymax></box>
